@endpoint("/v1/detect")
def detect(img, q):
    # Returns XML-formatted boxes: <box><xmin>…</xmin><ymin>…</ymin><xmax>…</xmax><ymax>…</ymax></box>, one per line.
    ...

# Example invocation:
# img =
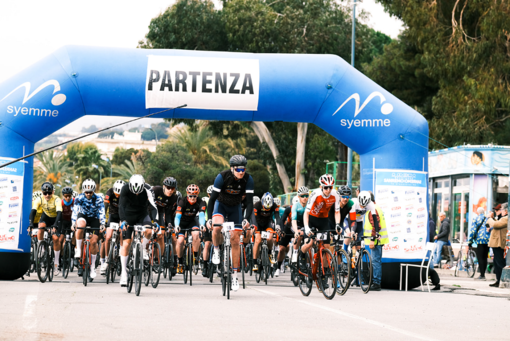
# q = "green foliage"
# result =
<box><xmin>73</xmin><ymin>147</ymin><xmax>108</xmax><ymax>184</ymax></box>
<box><xmin>33</xmin><ymin>150</ymin><xmax>73</xmax><ymax>195</ymax></box>
<box><xmin>112</xmin><ymin>147</ymin><xmax>139</xmax><ymax>166</ymax></box>
<box><xmin>141</xmin><ymin>122</ymin><xmax>170</xmax><ymax>141</ymax></box>
<box><xmin>304</xmin><ymin>125</ymin><xmax>338</xmax><ymax>188</ymax></box>
<box><xmin>247</xmin><ymin>160</ymin><xmax>270</xmax><ymax>197</ymax></box>
<box><xmin>98</xmin><ymin>130</ymin><xmax>123</xmax><ymax>138</ymax></box>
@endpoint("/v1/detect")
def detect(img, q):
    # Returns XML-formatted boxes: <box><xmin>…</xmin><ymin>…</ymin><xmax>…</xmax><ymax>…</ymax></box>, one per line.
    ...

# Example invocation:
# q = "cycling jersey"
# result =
<box><xmin>175</xmin><ymin>197</ymin><xmax>206</xmax><ymax>229</ymax></box>
<box><xmin>306</xmin><ymin>189</ymin><xmax>339</xmax><ymax>218</ymax></box>
<box><xmin>104</xmin><ymin>188</ymin><xmax>120</xmax><ymax>215</ymax></box>
<box><xmin>253</xmin><ymin>201</ymin><xmax>280</xmax><ymax>227</ymax></box>
<box><xmin>72</xmin><ymin>193</ymin><xmax>106</xmax><ymax>225</ymax></box>
<box><xmin>328</xmin><ymin>199</ymin><xmax>354</xmax><ymax>226</ymax></box>
<box><xmin>118</xmin><ymin>183</ymin><xmax>158</xmax><ymax>224</ymax></box>
<box><xmin>61</xmin><ymin>198</ymin><xmax>74</xmax><ymax>222</ymax></box>
<box><xmin>213</xmin><ymin>170</ymin><xmax>254</xmax><ymax>207</ymax></box>
<box><xmin>33</xmin><ymin>199</ymin><xmax>43</xmax><ymax>224</ymax></box>
<box><xmin>349</xmin><ymin>201</ymin><xmax>376</xmax><ymax>222</ymax></box>
<box><xmin>281</xmin><ymin>206</ymin><xmax>292</xmax><ymax>225</ymax></box>
<box><xmin>292</xmin><ymin>202</ymin><xmax>306</xmax><ymax>224</ymax></box>
<box><xmin>152</xmin><ymin>185</ymin><xmax>178</xmax><ymax>226</ymax></box>
<box><xmin>32</xmin><ymin>195</ymin><xmax>62</xmax><ymax>218</ymax></box>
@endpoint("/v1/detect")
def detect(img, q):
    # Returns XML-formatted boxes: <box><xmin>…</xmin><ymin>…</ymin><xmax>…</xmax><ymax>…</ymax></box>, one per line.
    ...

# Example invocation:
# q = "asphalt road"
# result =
<box><xmin>1</xmin><ymin>266</ymin><xmax>508</xmax><ymax>341</ymax></box>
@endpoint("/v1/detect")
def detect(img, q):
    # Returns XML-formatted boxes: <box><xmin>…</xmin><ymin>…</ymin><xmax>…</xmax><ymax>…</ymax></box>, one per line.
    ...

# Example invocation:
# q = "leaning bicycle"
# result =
<box><xmin>454</xmin><ymin>243</ymin><xmax>477</xmax><ymax>278</ymax></box>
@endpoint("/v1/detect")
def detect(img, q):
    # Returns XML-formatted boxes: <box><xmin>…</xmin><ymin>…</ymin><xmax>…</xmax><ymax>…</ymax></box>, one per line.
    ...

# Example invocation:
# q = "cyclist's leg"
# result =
<box><xmin>354</xmin><ymin>221</ymin><xmax>363</xmax><ymax>251</ymax></box>
<box><xmin>253</xmin><ymin>229</ymin><xmax>262</xmax><ymax>262</ymax></box>
<box><xmin>192</xmin><ymin>217</ymin><xmax>201</xmax><ymax>254</ymax></box>
<box><xmin>75</xmin><ymin>214</ymin><xmax>87</xmax><ymax>256</ymax></box>
<box><xmin>211</xmin><ymin>201</ymin><xmax>225</xmax><ymax>248</ymax></box>
<box><xmin>37</xmin><ymin>214</ymin><xmax>49</xmax><ymax>242</ymax></box>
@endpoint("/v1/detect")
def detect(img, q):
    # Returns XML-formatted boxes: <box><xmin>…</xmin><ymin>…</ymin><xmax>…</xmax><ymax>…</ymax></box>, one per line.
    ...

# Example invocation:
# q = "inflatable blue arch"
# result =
<box><xmin>0</xmin><ymin>46</ymin><xmax>429</xmax><ymax>288</ymax></box>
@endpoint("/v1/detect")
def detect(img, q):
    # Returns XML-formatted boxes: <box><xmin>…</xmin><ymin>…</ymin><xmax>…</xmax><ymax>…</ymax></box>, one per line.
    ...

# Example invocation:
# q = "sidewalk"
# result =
<box><xmin>434</xmin><ymin>268</ymin><xmax>510</xmax><ymax>298</ymax></box>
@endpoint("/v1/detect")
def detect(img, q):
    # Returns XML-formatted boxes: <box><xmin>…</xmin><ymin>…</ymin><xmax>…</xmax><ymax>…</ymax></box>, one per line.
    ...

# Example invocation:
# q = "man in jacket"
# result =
<box><xmin>431</xmin><ymin>212</ymin><xmax>450</xmax><ymax>268</ymax></box>
<box><xmin>428</xmin><ymin>214</ymin><xmax>436</xmax><ymax>243</ymax></box>
<box><xmin>468</xmin><ymin>207</ymin><xmax>490</xmax><ymax>280</ymax></box>
<box><xmin>487</xmin><ymin>203</ymin><xmax>508</xmax><ymax>288</ymax></box>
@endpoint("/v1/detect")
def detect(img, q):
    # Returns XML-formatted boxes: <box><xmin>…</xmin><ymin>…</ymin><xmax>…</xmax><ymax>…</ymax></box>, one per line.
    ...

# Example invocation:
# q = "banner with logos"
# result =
<box><xmin>145</xmin><ymin>55</ymin><xmax>260</xmax><ymax>111</ymax></box>
<box><xmin>375</xmin><ymin>170</ymin><xmax>428</xmax><ymax>260</ymax></box>
<box><xmin>0</xmin><ymin>157</ymin><xmax>24</xmax><ymax>250</ymax></box>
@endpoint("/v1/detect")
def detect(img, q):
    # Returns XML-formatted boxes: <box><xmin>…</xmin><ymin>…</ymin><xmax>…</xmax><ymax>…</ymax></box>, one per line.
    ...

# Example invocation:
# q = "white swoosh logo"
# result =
<box><xmin>332</xmin><ymin>91</ymin><xmax>388</xmax><ymax>117</ymax></box>
<box><xmin>0</xmin><ymin>80</ymin><xmax>61</xmax><ymax>104</ymax></box>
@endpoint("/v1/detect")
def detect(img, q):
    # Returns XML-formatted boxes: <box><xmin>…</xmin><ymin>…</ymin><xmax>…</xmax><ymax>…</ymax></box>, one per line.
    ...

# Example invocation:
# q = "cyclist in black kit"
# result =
<box><xmin>101</xmin><ymin>180</ymin><xmax>125</xmax><ymax>275</ymax></box>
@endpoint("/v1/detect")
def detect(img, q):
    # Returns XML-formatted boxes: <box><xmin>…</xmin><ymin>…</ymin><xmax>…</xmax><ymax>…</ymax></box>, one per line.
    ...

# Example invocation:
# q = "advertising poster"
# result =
<box><xmin>375</xmin><ymin>170</ymin><xmax>428</xmax><ymax>260</ymax></box>
<box><xmin>0</xmin><ymin>157</ymin><xmax>24</xmax><ymax>250</ymax></box>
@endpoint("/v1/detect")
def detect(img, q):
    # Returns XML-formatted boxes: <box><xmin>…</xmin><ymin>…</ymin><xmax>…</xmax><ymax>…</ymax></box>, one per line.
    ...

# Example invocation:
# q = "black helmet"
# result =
<box><xmin>41</xmin><ymin>182</ymin><xmax>54</xmax><ymax>192</ymax></box>
<box><xmin>62</xmin><ymin>186</ymin><xmax>73</xmax><ymax>195</ymax></box>
<box><xmin>338</xmin><ymin>185</ymin><xmax>351</xmax><ymax>196</ymax></box>
<box><xmin>163</xmin><ymin>177</ymin><xmax>177</xmax><ymax>188</ymax></box>
<box><xmin>230</xmin><ymin>155</ymin><xmax>247</xmax><ymax>167</ymax></box>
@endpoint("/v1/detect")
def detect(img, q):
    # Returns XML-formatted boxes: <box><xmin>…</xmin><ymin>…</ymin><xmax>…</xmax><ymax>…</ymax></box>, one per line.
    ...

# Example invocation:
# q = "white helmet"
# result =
<box><xmin>72</xmin><ymin>191</ymin><xmax>78</xmax><ymax>198</ymax></box>
<box><xmin>253</xmin><ymin>196</ymin><xmax>260</xmax><ymax>204</ymax></box>
<box><xmin>274</xmin><ymin>197</ymin><xmax>281</xmax><ymax>206</ymax></box>
<box><xmin>358</xmin><ymin>191</ymin><xmax>372</xmax><ymax>207</ymax></box>
<box><xmin>82</xmin><ymin>179</ymin><xmax>96</xmax><ymax>192</ymax></box>
<box><xmin>292</xmin><ymin>196</ymin><xmax>299</xmax><ymax>205</ymax></box>
<box><xmin>319</xmin><ymin>174</ymin><xmax>335</xmax><ymax>187</ymax></box>
<box><xmin>113</xmin><ymin>180</ymin><xmax>125</xmax><ymax>195</ymax></box>
<box><xmin>261</xmin><ymin>192</ymin><xmax>274</xmax><ymax>209</ymax></box>
<box><xmin>129</xmin><ymin>174</ymin><xmax>145</xmax><ymax>194</ymax></box>
<box><xmin>297</xmin><ymin>186</ymin><xmax>309</xmax><ymax>195</ymax></box>
<box><xmin>32</xmin><ymin>191</ymin><xmax>43</xmax><ymax>200</ymax></box>
<box><xmin>207</xmin><ymin>185</ymin><xmax>214</xmax><ymax>194</ymax></box>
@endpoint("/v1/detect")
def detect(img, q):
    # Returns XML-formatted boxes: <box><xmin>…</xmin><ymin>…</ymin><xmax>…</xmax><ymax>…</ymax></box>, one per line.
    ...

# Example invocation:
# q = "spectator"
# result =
<box><xmin>431</xmin><ymin>212</ymin><xmax>450</xmax><ymax>268</ymax></box>
<box><xmin>487</xmin><ymin>203</ymin><xmax>508</xmax><ymax>288</ymax></box>
<box><xmin>468</xmin><ymin>207</ymin><xmax>490</xmax><ymax>280</ymax></box>
<box><xmin>428</xmin><ymin>214</ymin><xmax>436</xmax><ymax>243</ymax></box>
<box><xmin>493</xmin><ymin>204</ymin><xmax>502</xmax><ymax>220</ymax></box>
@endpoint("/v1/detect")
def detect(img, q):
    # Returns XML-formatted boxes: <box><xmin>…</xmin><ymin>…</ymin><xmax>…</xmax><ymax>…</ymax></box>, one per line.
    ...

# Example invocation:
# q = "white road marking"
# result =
<box><xmin>250</xmin><ymin>287</ymin><xmax>439</xmax><ymax>341</ymax></box>
<box><xmin>22</xmin><ymin>295</ymin><xmax>38</xmax><ymax>330</ymax></box>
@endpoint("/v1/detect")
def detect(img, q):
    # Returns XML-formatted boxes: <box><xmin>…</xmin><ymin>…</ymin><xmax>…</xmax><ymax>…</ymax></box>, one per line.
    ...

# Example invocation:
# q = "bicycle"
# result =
<box><xmin>105</xmin><ymin>222</ymin><xmax>121</xmax><ymax>284</ymax></box>
<box><xmin>126</xmin><ymin>225</ymin><xmax>144</xmax><ymax>296</ymax></box>
<box><xmin>454</xmin><ymin>243</ymin><xmax>477</xmax><ymax>278</ymax></box>
<box><xmin>36</xmin><ymin>227</ymin><xmax>56</xmax><ymax>283</ymax></box>
<box><xmin>163</xmin><ymin>226</ymin><xmax>175</xmax><ymax>281</ymax></box>
<box><xmin>214</xmin><ymin>222</ymin><xmax>242</xmax><ymax>300</ymax></box>
<box><xmin>244</xmin><ymin>236</ymin><xmax>254</xmax><ymax>276</ymax></box>
<box><xmin>61</xmin><ymin>227</ymin><xmax>74</xmax><ymax>279</ymax></box>
<box><xmin>26</xmin><ymin>227</ymin><xmax>39</xmax><ymax>276</ymax></box>
<box><xmin>297</xmin><ymin>228</ymin><xmax>338</xmax><ymax>300</ymax></box>
<box><xmin>332</xmin><ymin>233</ymin><xmax>350</xmax><ymax>296</ymax></box>
<box><xmin>254</xmin><ymin>229</ymin><xmax>272</xmax><ymax>285</ymax></box>
<box><xmin>341</xmin><ymin>232</ymin><xmax>373</xmax><ymax>294</ymax></box>
<box><xmin>180</xmin><ymin>228</ymin><xmax>194</xmax><ymax>285</ymax></box>
<box><xmin>143</xmin><ymin>225</ymin><xmax>162</xmax><ymax>288</ymax></box>
<box><xmin>77</xmin><ymin>226</ymin><xmax>101</xmax><ymax>286</ymax></box>
<box><xmin>239</xmin><ymin>230</ymin><xmax>246</xmax><ymax>289</ymax></box>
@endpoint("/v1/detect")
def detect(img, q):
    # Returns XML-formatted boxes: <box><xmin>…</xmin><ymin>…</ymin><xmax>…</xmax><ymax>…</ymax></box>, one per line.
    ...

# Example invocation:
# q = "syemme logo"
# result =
<box><xmin>1</xmin><ymin>80</ymin><xmax>66</xmax><ymax>118</ymax></box>
<box><xmin>332</xmin><ymin>91</ymin><xmax>393</xmax><ymax>129</ymax></box>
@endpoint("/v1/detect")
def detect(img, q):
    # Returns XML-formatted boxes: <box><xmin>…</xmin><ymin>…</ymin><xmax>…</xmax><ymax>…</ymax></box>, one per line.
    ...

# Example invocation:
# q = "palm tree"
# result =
<box><xmin>170</xmin><ymin>122</ymin><xmax>228</xmax><ymax>166</ymax></box>
<box><xmin>74</xmin><ymin>148</ymin><xmax>108</xmax><ymax>184</ymax></box>
<box><xmin>33</xmin><ymin>150</ymin><xmax>72</xmax><ymax>194</ymax></box>
<box><xmin>112</xmin><ymin>159</ymin><xmax>140</xmax><ymax>181</ymax></box>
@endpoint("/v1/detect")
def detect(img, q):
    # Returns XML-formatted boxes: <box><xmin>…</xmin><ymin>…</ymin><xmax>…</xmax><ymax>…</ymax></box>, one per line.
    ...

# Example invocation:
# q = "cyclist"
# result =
<box><xmin>201</xmin><ymin>185</ymin><xmax>213</xmax><ymax>277</ymax></box>
<box><xmin>29</xmin><ymin>183</ymin><xmax>63</xmax><ymax>276</ymax></box>
<box><xmin>118</xmin><ymin>174</ymin><xmax>159</xmax><ymax>287</ymax></box>
<box><xmin>100</xmin><ymin>180</ymin><xmax>125</xmax><ymax>275</ymax></box>
<box><xmin>59</xmin><ymin>186</ymin><xmax>75</xmax><ymax>270</ymax></box>
<box><xmin>207</xmin><ymin>155</ymin><xmax>254</xmax><ymax>292</ymax></box>
<box><xmin>330</xmin><ymin>185</ymin><xmax>354</xmax><ymax>253</ymax></box>
<box><xmin>348</xmin><ymin>191</ymin><xmax>379</xmax><ymax>252</ymax></box>
<box><xmin>31</xmin><ymin>191</ymin><xmax>43</xmax><ymax>228</ymax></box>
<box><xmin>284</xmin><ymin>187</ymin><xmax>309</xmax><ymax>267</ymax></box>
<box><xmin>174</xmin><ymin>184</ymin><xmax>206</xmax><ymax>274</ymax></box>
<box><xmin>72</xmin><ymin>179</ymin><xmax>106</xmax><ymax>279</ymax></box>
<box><xmin>302</xmin><ymin>175</ymin><xmax>342</xmax><ymax>256</ymax></box>
<box><xmin>251</xmin><ymin>192</ymin><xmax>281</xmax><ymax>273</ymax></box>
<box><xmin>152</xmin><ymin>177</ymin><xmax>179</xmax><ymax>271</ymax></box>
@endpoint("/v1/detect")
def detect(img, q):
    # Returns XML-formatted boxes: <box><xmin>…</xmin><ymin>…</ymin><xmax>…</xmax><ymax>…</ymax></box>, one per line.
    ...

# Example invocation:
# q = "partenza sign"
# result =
<box><xmin>145</xmin><ymin>56</ymin><xmax>260</xmax><ymax>111</ymax></box>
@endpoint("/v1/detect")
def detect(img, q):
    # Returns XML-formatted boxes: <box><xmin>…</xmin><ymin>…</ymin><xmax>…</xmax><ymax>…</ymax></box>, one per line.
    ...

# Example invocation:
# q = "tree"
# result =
<box><xmin>112</xmin><ymin>147</ymin><xmax>139</xmax><ymax>166</ymax></box>
<box><xmin>33</xmin><ymin>150</ymin><xmax>72</xmax><ymax>193</ymax></box>
<box><xmin>113</xmin><ymin>159</ymin><xmax>140</xmax><ymax>182</ymax></box>
<box><xmin>73</xmin><ymin>147</ymin><xmax>108</xmax><ymax>186</ymax></box>
<box><xmin>141</xmin><ymin>122</ymin><xmax>171</xmax><ymax>141</ymax></box>
<box><xmin>98</xmin><ymin>129</ymin><xmax>123</xmax><ymax>139</ymax></box>
<box><xmin>247</xmin><ymin>160</ymin><xmax>270</xmax><ymax>197</ymax></box>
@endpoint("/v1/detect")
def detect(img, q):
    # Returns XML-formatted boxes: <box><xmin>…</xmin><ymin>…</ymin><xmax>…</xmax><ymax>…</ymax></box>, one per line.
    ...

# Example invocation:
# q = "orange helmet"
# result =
<box><xmin>186</xmin><ymin>184</ymin><xmax>200</xmax><ymax>196</ymax></box>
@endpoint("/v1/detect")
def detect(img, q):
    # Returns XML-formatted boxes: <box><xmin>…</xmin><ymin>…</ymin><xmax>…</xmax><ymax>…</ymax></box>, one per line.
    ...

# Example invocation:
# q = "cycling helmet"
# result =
<box><xmin>41</xmin><ymin>182</ymin><xmax>54</xmax><ymax>192</ymax></box>
<box><xmin>297</xmin><ymin>186</ymin><xmax>309</xmax><ymax>195</ymax></box>
<box><xmin>261</xmin><ymin>192</ymin><xmax>274</xmax><ymax>209</ymax></box>
<box><xmin>163</xmin><ymin>176</ymin><xmax>177</xmax><ymax>188</ymax></box>
<box><xmin>274</xmin><ymin>197</ymin><xmax>281</xmax><ymax>206</ymax></box>
<box><xmin>319</xmin><ymin>174</ymin><xmax>335</xmax><ymax>187</ymax></box>
<box><xmin>358</xmin><ymin>191</ymin><xmax>372</xmax><ymax>207</ymax></box>
<box><xmin>186</xmin><ymin>184</ymin><xmax>200</xmax><ymax>196</ymax></box>
<box><xmin>338</xmin><ymin>185</ymin><xmax>352</xmax><ymax>196</ymax></box>
<box><xmin>82</xmin><ymin>179</ymin><xmax>96</xmax><ymax>192</ymax></box>
<box><xmin>72</xmin><ymin>191</ymin><xmax>78</xmax><ymax>198</ymax></box>
<box><xmin>129</xmin><ymin>174</ymin><xmax>145</xmax><ymax>194</ymax></box>
<box><xmin>32</xmin><ymin>191</ymin><xmax>42</xmax><ymax>200</ymax></box>
<box><xmin>207</xmin><ymin>185</ymin><xmax>214</xmax><ymax>194</ymax></box>
<box><xmin>62</xmin><ymin>186</ymin><xmax>73</xmax><ymax>195</ymax></box>
<box><xmin>292</xmin><ymin>196</ymin><xmax>299</xmax><ymax>205</ymax></box>
<box><xmin>229</xmin><ymin>155</ymin><xmax>247</xmax><ymax>167</ymax></box>
<box><xmin>253</xmin><ymin>196</ymin><xmax>260</xmax><ymax>204</ymax></box>
<box><xmin>113</xmin><ymin>180</ymin><xmax>125</xmax><ymax>195</ymax></box>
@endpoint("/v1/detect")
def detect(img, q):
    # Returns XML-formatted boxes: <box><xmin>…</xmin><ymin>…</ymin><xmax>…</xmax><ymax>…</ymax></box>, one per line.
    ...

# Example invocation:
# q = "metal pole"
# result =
<box><xmin>347</xmin><ymin>0</ymin><xmax>356</xmax><ymax>189</ymax></box>
<box><xmin>150</xmin><ymin>128</ymin><xmax>158</xmax><ymax>146</ymax></box>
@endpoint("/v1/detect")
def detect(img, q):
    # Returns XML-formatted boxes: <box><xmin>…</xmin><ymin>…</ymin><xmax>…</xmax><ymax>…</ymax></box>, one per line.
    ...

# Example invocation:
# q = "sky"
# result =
<box><xmin>0</xmin><ymin>0</ymin><xmax>403</xmax><ymax>134</ymax></box>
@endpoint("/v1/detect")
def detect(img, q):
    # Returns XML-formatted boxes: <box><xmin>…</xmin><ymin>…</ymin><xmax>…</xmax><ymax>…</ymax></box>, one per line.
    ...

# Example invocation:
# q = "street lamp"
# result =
<box><xmin>147</xmin><ymin>126</ymin><xmax>158</xmax><ymax>147</ymax></box>
<box><xmin>92</xmin><ymin>164</ymin><xmax>102</xmax><ymax>191</ymax></box>
<box><xmin>346</xmin><ymin>0</ymin><xmax>357</xmax><ymax>188</ymax></box>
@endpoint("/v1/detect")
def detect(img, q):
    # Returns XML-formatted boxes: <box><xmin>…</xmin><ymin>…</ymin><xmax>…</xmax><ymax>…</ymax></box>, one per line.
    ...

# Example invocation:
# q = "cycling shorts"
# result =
<box><xmin>177</xmin><ymin>217</ymin><xmax>200</xmax><ymax>237</ymax></box>
<box><xmin>108</xmin><ymin>213</ymin><xmax>120</xmax><ymax>226</ymax></box>
<box><xmin>213</xmin><ymin>201</ymin><xmax>242</xmax><ymax>229</ymax></box>
<box><xmin>202</xmin><ymin>229</ymin><xmax>212</xmax><ymax>242</ymax></box>
<box><xmin>39</xmin><ymin>213</ymin><xmax>56</xmax><ymax>227</ymax></box>
<box><xmin>278</xmin><ymin>223</ymin><xmax>293</xmax><ymax>246</ymax></box>
<box><xmin>122</xmin><ymin>214</ymin><xmax>152</xmax><ymax>240</ymax></box>
<box><xmin>309</xmin><ymin>215</ymin><xmax>331</xmax><ymax>244</ymax></box>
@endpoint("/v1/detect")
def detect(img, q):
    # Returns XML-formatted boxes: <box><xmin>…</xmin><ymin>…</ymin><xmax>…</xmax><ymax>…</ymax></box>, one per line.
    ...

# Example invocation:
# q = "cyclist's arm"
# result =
<box><xmin>274</xmin><ymin>205</ymin><xmax>282</xmax><ymax>226</ymax></box>
<box><xmin>207</xmin><ymin>173</ymin><xmax>223</xmax><ymax>217</ymax></box>
<box><xmin>335</xmin><ymin>210</ymin><xmax>340</xmax><ymax>225</ymax></box>
<box><xmin>97</xmin><ymin>197</ymin><xmax>106</xmax><ymax>225</ymax></box>
<box><xmin>29</xmin><ymin>209</ymin><xmax>37</xmax><ymax>227</ymax></box>
<box><xmin>174</xmin><ymin>199</ymin><xmax>183</xmax><ymax>227</ymax></box>
<box><xmin>71</xmin><ymin>196</ymin><xmax>80</xmax><ymax>225</ymax></box>
<box><xmin>198</xmin><ymin>199</ymin><xmax>206</xmax><ymax>226</ymax></box>
<box><xmin>349</xmin><ymin>206</ymin><xmax>357</xmax><ymax>227</ymax></box>
<box><xmin>290</xmin><ymin>205</ymin><xmax>298</xmax><ymax>232</ymax></box>
<box><xmin>157</xmin><ymin>206</ymin><xmax>166</xmax><ymax>226</ymax></box>
<box><xmin>303</xmin><ymin>210</ymin><xmax>310</xmax><ymax>228</ymax></box>
<box><xmin>281</xmin><ymin>206</ymin><xmax>291</xmax><ymax>227</ymax></box>
<box><xmin>118</xmin><ymin>187</ymin><xmax>128</xmax><ymax>222</ymax></box>
<box><xmin>146</xmin><ymin>188</ymin><xmax>158</xmax><ymax>222</ymax></box>
<box><xmin>243</xmin><ymin>175</ymin><xmax>255</xmax><ymax>222</ymax></box>
<box><xmin>104</xmin><ymin>202</ymin><xmax>110</xmax><ymax>216</ymax></box>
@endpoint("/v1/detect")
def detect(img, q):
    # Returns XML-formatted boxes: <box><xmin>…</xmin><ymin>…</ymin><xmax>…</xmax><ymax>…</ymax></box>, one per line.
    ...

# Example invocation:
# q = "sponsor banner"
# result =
<box><xmin>145</xmin><ymin>55</ymin><xmax>260</xmax><ymax>111</ymax></box>
<box><xmin>376</xmin><ymin>169</ymin><xmax>427</xmax><ymax>260</ymax></box>
<box><xmin>0</xmin><ymin>157</ymin><xmax>24</xmax><ymax>250</ymax></box>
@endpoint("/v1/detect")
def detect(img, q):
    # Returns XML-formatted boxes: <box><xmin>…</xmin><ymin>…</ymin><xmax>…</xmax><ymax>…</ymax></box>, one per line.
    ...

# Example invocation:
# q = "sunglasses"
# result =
<box><xmin>188</xmin><ymin>195</ymin><xmax>198</xmax><ymax>199</ymax></box>
<box><xmin>323</xmin><ymin>186</ymin><xmax>333</xmax><ymax>190</ymax></box>
<box><xmin>341</xmin><ymin>195</ymin><xmax>350</xmax><ymax>199</ymax></box>
<box><xmin>164</xmin><ymin>186</ymin><xmax>175</xmax><ymax>190</ymax></box>
<box><xmin>43</xmin><ymin>192</ymin><xmax>52</xmax><ymax>196</ymax></box>
<box><xmin>234</xmin><ymin>168</ymin><xmax>246</xmax><ymax>173</ymax></box>
<box><xmin>299</xmin><ymin>194</ymin><xmax>309</xmax><ymax>198</ymax></box>
<box><xmin>84</xmin><ymin>191</ymin><xmax>93</xmax><ymax>195</ymax></box>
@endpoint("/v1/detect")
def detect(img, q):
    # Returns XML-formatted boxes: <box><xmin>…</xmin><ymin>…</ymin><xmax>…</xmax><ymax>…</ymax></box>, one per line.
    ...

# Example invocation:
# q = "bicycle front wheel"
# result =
<box><xmin>188</xmin><ymin>244</ymin><xmax>193</xmax><ymax>286</ymax></box>
<box><xmin>240</xmin><ymin>244</ymin><xmax>245</xmax><ymax>289</ymax></box>
<box><xmin>466</xmin><ymin>251</ymin><xmax>475</xmax><ymax>278</ymax></box>
<box><xmin>134</xmin><ymin>243</ymin><xmax>143</xmax><ymax>296</ymax></box>
<box><xmin>62</xmin><ymin>241</ymin><xmax>71</xmax><ymax>279</ymax></box>
<box><xmin>298</xmin><ymin>251</ymin><xmax>312</xmax><ymax>297</ymax></box>
<box><xmin>151</xmin><ymin>242</ymin><xmax>161</xmax><ymax>288</ymax></box>
<box><xmin>358</xmin><ymin>249</ymin><xmax>372</xmax><ymax>294</ymax></box>
<box><xmin>48</xmin><ymin>244</ymin><xmax>55</xmax><ymax>282</ymax></box>
<box><xmin>36</xmin><ymin>241</ymin><xmax>48</xmax><ymax>283</ymax></box>
<box><xmin>225</xmin><ymin>245</ymin><xmax>231</xmax><ymax>300</ymax></box>
<box><xmin>106</xmin><ymin>241</ymin><xmax>114</xmax><ymax>284</ymax></box>
<box><xmin>83</xmin><ymin>246</ymin><xmax>90</xmax><ymax>287</ymax></box>
<box><xmin>454</xmin><ymin>251</ymin><xmax>462</xmax><ymax>277</ymax></box>
<box><xmin>318</xmin><ymin>249</ymin><xmax>337</xmax><ymax>300</ymax></box>
<box><xmin>336</xmin><ymin>249</ymin><xmax>351</xmax><ymax>295</ymax></box>
<box><xmin>144</xmin><ymin>249</ymin><xmax>151</xmax><ymax>287</ymax></box>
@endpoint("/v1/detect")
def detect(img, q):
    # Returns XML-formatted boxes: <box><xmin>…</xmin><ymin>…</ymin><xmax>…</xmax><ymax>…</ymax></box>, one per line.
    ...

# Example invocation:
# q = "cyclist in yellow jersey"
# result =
<box><xmin>32</xmin><ymin>191</ymin><xmax>44</xmax><ymax>225</ymax></box>
<box><xmin>29</xmin><ymin>182</ymin><xmax>64</xmax><ymax>276</ymax></box>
